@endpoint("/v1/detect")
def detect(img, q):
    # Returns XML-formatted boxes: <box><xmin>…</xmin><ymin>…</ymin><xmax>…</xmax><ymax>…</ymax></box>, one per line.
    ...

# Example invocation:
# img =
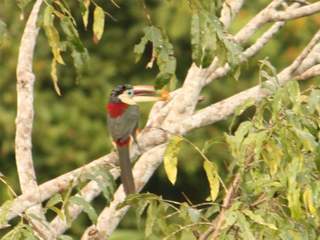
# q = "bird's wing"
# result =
<box><xmin>107</xmin><ymin>105</ymin><xmax>139</xmax><ymax>141</ymax></box>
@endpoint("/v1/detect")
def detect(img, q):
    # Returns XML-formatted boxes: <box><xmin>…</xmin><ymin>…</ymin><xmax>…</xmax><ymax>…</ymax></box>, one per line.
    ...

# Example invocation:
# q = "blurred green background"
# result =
<box><xmin>0</xmin><ymin>0</ymin><xmax>319</xmax><ymax>238</ymax></box>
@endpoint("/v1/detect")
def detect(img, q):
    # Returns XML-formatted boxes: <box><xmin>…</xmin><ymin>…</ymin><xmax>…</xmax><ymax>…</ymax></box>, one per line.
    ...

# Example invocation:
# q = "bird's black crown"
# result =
<box><xmin>111</xmin><ymin>84</ymin><xmax>132</xmax><ymax>97</ymax></box>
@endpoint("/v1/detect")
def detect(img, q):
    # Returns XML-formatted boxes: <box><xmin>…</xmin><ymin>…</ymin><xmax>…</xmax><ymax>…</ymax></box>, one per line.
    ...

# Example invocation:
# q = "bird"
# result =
<box><xmin>106</xmin><ymin>84</ymin><xmax>159</xmax><ymax>195</ymax></box>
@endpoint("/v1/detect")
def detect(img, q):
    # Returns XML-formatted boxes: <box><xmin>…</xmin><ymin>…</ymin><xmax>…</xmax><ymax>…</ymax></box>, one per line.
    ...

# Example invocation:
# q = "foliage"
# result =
<box><xmin>0</xmin><ymin>0</ymin><xmax>319</xmax><ymax>239</ymax></box>
<box><xmin>190</xmin><ymin>0</ymin><xmax>242</xmax><ymax>68</ymax></box>
<box><xmin>121</xmin><ymin>81</ymin><xmax>320</xmax><ymax>239</ymax></box>
<box><xmin>134</xmin><ymin>26</ymin><xmax>177</xmax><ymax>89</ymax></box>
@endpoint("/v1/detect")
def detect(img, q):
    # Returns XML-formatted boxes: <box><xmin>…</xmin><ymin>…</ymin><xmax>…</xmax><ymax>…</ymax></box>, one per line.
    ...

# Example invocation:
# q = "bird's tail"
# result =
<box><xmin>117</xmin><ymin>143</ymin><xmax>136</xmax><ymax>195</ymax></box>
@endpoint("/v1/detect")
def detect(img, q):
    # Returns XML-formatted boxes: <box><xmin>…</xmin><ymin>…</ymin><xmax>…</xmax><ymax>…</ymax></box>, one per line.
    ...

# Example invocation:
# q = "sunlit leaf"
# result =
<box><xmin>294</xmin><ymin>128</ymin><xmax>317</xmax><ymax>152</ymax></box>
<box><xmin>43</xmin><ymin>6</ymin><xmax>65</xmax><ymax>65</ymax></box>
<box><xmin>0</xmin><ymin>20</ymin><xmax>7</xmax><ymax>46</ymax></box>
<box><xmin>242</xmin><ymin>209</ymin><xmax>277</xmax><ymax>230</ymax></box>
<box><xmin>82</xmin><ymin>165</ymin><xmax>115</xmax><ymax>201</ymax></box>
<box><xmin>203</xmin><ymin>159</ymin><xmax>220</xmax><ymax>202</ymax></box>
<box><xmin>134</xmin><ymin>26</ymin><xmax>176</xmax><ymax>89</ymax></box>
<box><xmin>303</xmin><ymin>186</ymin><xmax>317</xmax><ymax>215</ymax></box>
<box><xmin>145</xmin><ymin>201</ymin><xmax>157</xmax><ymax>238</ymax></box>
<box><xmin>236</xmin><ymin>213</ymin><xmax>255</xmax><ymax>240</ymax></box>
<box><xmin>188</xmin><ymin>207</ymin><xmax>201</xmax><ymax>223</ymax></box>
<box><xmin>93</xmin><ymin>6</ymin><xmax>105</xmax><ymax>43</ymax></box>
<box><xmin>0</xmin><ymin>200</ymin><xmax>12</xmax><ymax>227</ymax></box>
<box><xmin>82</xmin><ymin>0</ymin><xmax>90</xmax><ymax>30</ymax></box>
<box><xmin>45</xmin><ymin>193</ymin><xmax>63</xmax><ymax>209</ymax></box>
<box><xmin>164</xmin><ymin>136</ymin><xmax>183</xmax><ymax>185</ymax></box>
<box><xmin>308</xmin><ymin>89</ymin><xmax>320</xmax><ymax>114</ymax></box>
<box><xmin>50</xmin><ymin>59</ymin><xmax>62</xmax><ymax>96</ymax></box>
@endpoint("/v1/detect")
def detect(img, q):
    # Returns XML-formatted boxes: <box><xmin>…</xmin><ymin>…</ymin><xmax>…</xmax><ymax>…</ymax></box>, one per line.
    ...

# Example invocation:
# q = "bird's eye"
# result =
<box><xmin>127</xmin><ymin>90</ymin><xmax>134</xmax><ymax>96</ymax></box>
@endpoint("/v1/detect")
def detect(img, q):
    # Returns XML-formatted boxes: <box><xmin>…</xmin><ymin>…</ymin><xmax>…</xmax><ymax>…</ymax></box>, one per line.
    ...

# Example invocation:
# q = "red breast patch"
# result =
<box><xmin>107</xmin><ymin>102</ymin><xmax>128</xmax><ymax>118</ymax></box>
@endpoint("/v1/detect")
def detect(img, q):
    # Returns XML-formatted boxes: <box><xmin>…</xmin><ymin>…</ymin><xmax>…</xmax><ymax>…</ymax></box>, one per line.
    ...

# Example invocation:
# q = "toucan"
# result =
<box><xmin>106</xmin><ymin>84</ymin><xmax>159</xmax><ymax>195</ymax></box>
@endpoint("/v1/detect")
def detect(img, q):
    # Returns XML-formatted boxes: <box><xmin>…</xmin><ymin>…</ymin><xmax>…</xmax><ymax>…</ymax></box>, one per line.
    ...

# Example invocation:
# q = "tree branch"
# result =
<box><xmin>268</xmin><ymin>2</ymin><xmax>320</xmax><ymax>21</ymax></box>
<box><xmin>220</xmin><ymin>0</ymin><xmax>245</xmax><ymax>29</ymax></box>
<box><xmin>183</xmin><ymin>30</ymin><xmax>320</xmax><ymax>132</ymax></box>
<box><xmin>15</xmin><ymin>0</ymin><xmax>54</xmax><ymax>238</ymax></box>
<box><xmin>81</xmin><ymin>144</ymin><xmax>167</xmax><ymax>240</ymax></box>
<box><xmin>199</xmin><ymin>173</ymin><xmax>241</xmax><ymax>240</ymax></box>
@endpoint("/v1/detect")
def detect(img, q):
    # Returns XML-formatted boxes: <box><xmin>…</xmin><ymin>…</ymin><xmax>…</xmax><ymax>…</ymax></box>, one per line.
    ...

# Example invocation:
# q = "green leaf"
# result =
<box><xmin>191</xmin><ymin>7</ymin><xmax>242</xmax><ymax>68</ymax></box>
<box><xmin>242</xmin><ymin>209</ymin><xmax>277</xmax><ymax>230</ymax></box>
<box><xmin>294</xmin><ymin>128</ymin><xmax>317</xmax><ymax>152</ymax></box>
<box><xmin>17</xmin><ymin>0</ymin><xmax>32</xmax><ymax>11</ymax></box>
<box><xmin>261</xmin><ymin>140</ymin><xmax>283</xmax><ymax>175</ymax></box>
<box><xmin>236</xmin><ymin>213</ymin><xmax>255</xmax><ymax>240</ymax></box>
<box><xmin>58</xmin><ymin>235</ymin><xmax>74</xmax><ymax>240</ymax></box>
<box><xmin>188</xmin><ymin>207</ymin><xmax>201</xmax><ymax>223</ymax></box>
<box><xmin>145</xmin><ymin>201</ymin><xmax>157</xmax><ymax>238</ymax></box>
<box><xmin>134</xmin><ymin>26</ymin><xmax>176</xmax><ymax>89</ymax></box>
<box><xmin>287</xmin><ymin>81</ymin><xmax>300</xmax><ymax>104</ymax></box>
<box><xmin>235</xmin><ymin>98</ymin><xmax>255</xmax><ymax>117</ymax></box>
<box><xmin>69</xmin><ymin>196</ymin><xmax>97</xmax><ymax>224</ymax></box>
<box><xmin>164</xmin><ymin>136</ymin><xmax>183</xmax><ymax>185</ymax></box>
<box><xmin>0</xmin><ymin>200</ymin><xmax>12</xmax><ymax>227</ymax></box>
<box><xmin>308</xmin><ymin>89</ymin><xmax>320</xmax><ymax>114</ymax></box>
<box><xmin>0</xmin><ymin>20</ymin><xmax>7</xmax><ymax>46</ymax></box>
<box><xmin>82</xmin><ymin>0</ymin><xmax>90</xmax><ymax>29</ymax></box>
<box><xmin>50</xmin><ymin>59</ymin><xmax>62</xmax><ymax>96</ymax></box>
<box><xmin>43</xmin><ymin>6</ymin><xmax>65</xmax><ymax>65</ymax></box>
<box><xmin>93</xmin><ymin>6</ymin><xmax>105</xmax><ymax>43</ymax></box>
<box><xmin>82</xmin><ymin>165</ymin><xmax>115</xmax><ymax>201</ymax></box>
<box><xmin>203</xmin><ymin>159</ymin><xmax>220</xmax><ymax>202</ymax></box>
<box><xmin>303</xmin><ymin>186</ymin><xmax>317</xmax><ymax>215</ymax></box>
<box><xmin>45</xmin><ymin>193</ymin><xmax>63</xmax><ymax>209</ymax></box>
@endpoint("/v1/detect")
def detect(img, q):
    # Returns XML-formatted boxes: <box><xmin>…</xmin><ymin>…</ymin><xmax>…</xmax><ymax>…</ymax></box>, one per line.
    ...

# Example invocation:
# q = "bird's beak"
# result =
<box><xmin>132</xmin><ymin>85</ymin><xmax>161</xmax><ymax>102</ymax></box>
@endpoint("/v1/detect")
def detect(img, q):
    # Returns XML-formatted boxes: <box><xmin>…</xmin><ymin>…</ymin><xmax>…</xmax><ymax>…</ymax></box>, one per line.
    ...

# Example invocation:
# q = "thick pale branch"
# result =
<box><xmin>183</xmin><ymin>30</ymin><xmax>320</xmax><ymax>132</ymax></box>
<box><xmin>234</xmin><ymin>0</ymin><xmax>285</xmax><ymax>43</ymax></box>
<box><xmin>1</xmin><ymin>153</ymin><xmax>117</xmax><ymax>224</ymax></box>
<box><xmin>50</xmin><ymin>168</ymin><xmax>120</xmax><ymax>237</ymax></box>
<box><xmin>268</xmin><ymin>2</ymin><xmax>320</xmax><ymax>21</ymax></box>
<box><xmin>81</xmin><ymin>144</ymin><xmax>167</xmax><ymax>240</ymax></box>
<box><xmin>296</xmin><ymin>64</ymin><xmax>320</xmax><ymax>81</ymax></box>
<box><xmin>16</xmin><ymin>0</ymin><xmax>42</xmax><ymax>201</ymax></box>
<box><xmin>15</xmin><ymin>0</ymin><xmax>55</xmax><ymax>238</ymax></box>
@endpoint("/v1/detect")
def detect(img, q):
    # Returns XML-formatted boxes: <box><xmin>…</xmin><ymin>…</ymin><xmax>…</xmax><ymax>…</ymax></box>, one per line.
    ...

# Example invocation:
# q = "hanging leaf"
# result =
<box><xmin>242</xmin><ymin>209</ymin><xmax>277</xmax><ymax>230</ymax></box>
<box><xmin>82</xmin><ymin>0</ymin><xmax>90</xmax><ymax>29</ymax></box>
<box><xmin>134</xmin><ymin>26</ymin><xmax>176</xmax><ymax>89</ymax></box>
<box><xmin>308</xmin><ymin>89</ymin><xmax>320</xmax><ymax>114</ymax></box>
<box><xmin>0</xmin><ymin>200</ymin><xmax>12</xmax><ymax>227</ymax></box>
<box><xmin>0</xmin><ymin>20</ymin><xmax>7</xmax><ymax>46</ymax></box>
<box><xmin>145</xmin><ymin>201</ymin><xmax>157</xmax><ymax>238</ymax></box>
<box><xmin>191</xmin><ymin>7</ymin><xmax>241</xmax><ymax>68</ymax></box>
<box><xmin>45</xmin><ymin>193</ymin><xmax>63</xmax><ymax>209</ymax></box>
<box><xmin>236</xmin><ymin>213</ymin><xmax>255</xmax><ymax>240</ymax></box>
<box><xmin>303</xmin><ymin>186</ymin><xmax>317</xmax><ymax>215</ymax></box>
<box><xmin>69</xmin><ymin>196</ymin><xmax>97</xmax><ymax>224</ymax></box>
<box><xmin>82</xmin><ymin>165</ymin><xmax>115</xmax><ymax>201</ymax></box>
<box><xmin>294</xmin><ymin>128</ymin><xmax>317</xmax><ymax>152</ymax></box>
<box><xmin>163</xmin><ymin>136</ymin><xmax>183</xmax><ymax>185</ymax></box>
<box><xmin>93</xmin><ymin>6</ymin><xmax>105</xmax><ymax>43</ymax></box>
<box><xmin>50</xmin><ymin>59</ymin><xmax>62</xmax><ymax>96</ymax></box>
<box><xmin>43</xmin><ymin>6</ymin><xmax>65</xmax><ymax>65</ymax></box>
<box><xmin>203</xmin><ymin>159</ymin><xmax>220</xmax><ymax>202</ymax></box>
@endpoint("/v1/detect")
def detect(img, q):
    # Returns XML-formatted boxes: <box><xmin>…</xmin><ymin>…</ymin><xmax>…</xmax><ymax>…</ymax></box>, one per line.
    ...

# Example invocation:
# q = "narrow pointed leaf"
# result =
<box><xmin>203</xmin><ymin>159</ymin><xmax>220</xmax><ymax>202</ymax></box>
<box><xmin>93</xmin><ymin>6</ymin><xmax>105</xmax><ymax>43</ymax></box>
<box><xmin>164</xmin><ymin>136</ymin><xmax>183</xmax><ymax>185</ymax></box>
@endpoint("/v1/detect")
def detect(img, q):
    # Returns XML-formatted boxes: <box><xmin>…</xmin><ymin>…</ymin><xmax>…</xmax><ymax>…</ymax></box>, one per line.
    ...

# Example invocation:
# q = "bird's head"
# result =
<box><xmin>110</xmin><ymin>84</ymin><xmax>160</xmax><ymax>105</ymax></box>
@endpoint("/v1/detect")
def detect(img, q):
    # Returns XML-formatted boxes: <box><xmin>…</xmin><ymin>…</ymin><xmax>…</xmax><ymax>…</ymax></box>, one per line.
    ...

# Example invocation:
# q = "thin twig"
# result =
<box><xmin>199</xmin><ymin>173</ymin><xmax>241</xmax><ymax>240</ymax></box>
